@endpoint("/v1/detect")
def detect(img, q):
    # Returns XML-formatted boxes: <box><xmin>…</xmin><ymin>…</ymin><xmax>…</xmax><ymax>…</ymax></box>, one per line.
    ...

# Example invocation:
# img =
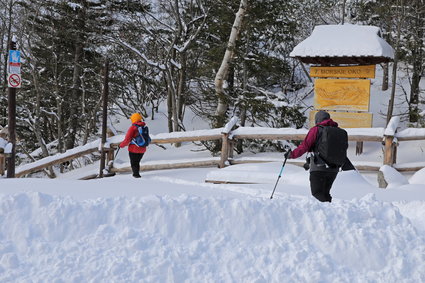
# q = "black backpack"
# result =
<box><xmin>130</xmin><ymin>124</ymin><xmax>151</xmax><ymax>147</ymax></box>
<box><xmin>314</xmin><ymin>125</ymin><xmax>348</xmax><ymax>167</ymax></box>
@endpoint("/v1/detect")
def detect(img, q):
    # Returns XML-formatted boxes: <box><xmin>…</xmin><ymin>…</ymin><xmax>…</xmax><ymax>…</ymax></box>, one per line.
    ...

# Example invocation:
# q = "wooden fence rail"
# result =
<box><xmin>5</xmin><ymin>116</ymin><xmax>425</xmax><ymax>178</ymax></box>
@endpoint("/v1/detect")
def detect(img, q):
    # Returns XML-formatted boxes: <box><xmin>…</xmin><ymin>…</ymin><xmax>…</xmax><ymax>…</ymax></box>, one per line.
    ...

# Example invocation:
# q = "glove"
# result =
<box><xmin>284</xmin><ymin>149</ymin><xmax>292</xmax><ymax>159</ymax></box>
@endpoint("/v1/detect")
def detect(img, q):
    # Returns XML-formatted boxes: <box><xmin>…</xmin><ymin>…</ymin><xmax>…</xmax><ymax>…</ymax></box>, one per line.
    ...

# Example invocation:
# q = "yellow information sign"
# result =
<box><xmin>309</xmin><ymin>110</ymin><xmax>373</xmax><ymax>128</ymax></box>
<box><xmin>310</xmin><ymin>65</ymin><xmax>375</xmax><ymax>78</ymax></box>
<box><xmin>314</xmin><ymin>79</ymin><xmax>370</xmax><ymax>112</ymax></box>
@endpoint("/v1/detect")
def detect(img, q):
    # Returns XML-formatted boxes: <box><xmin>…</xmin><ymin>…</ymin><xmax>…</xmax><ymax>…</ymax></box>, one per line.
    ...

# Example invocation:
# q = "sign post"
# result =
<box><xmin>98</xmin><ymin>59</ymin><xmax>109</xmax><ymax>178</ymax></box>
<box><xmin>6</xmin><ymin>38</ymin><xmax>19</xmax><ymax>178</ymax></box>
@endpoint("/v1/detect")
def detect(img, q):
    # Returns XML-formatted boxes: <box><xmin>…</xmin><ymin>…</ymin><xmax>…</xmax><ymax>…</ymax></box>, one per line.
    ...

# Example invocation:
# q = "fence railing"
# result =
<box><xmin>3</xmin><ymin>116</ymin><xmax>425</xmax><ymax>178</ymax></box>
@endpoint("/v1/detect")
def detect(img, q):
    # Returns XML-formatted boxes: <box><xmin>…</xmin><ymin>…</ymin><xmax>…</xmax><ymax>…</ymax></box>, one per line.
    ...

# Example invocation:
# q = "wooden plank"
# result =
<box><xmin>397</xmin><ymin>135</ymin><xmax>425</xmax><ymax>141</ymax></box>
<box><xmin>395</xmin><ymin>165</ymin><xmax>425</xmax><ymax>172</ymax></box>
<box><xmin>111</xmin><ymin>159</ymin><xmax>220</xmax><ymax>173</ymax></box>
<box><xmin>347</xmin><ymin>135</ymin><xmax>382</xmax><ymax>142</ymax></box>
<box><xmin>232</xmin><ymin>132</ymin><xmax>381</xmax><ymax>142</ymax></box>
<box><xmin>231</xmin><ymin>134</ymin><xmax>308</xmax><ymax>141</ymax></box>
<box><xmin>310</xmin><ymin>65</ymin><xmax>376</xmax><ymax>78</ymax></box>
<box><xmin>314</xmin><ymin>79</ymin><xmax>371</xmax><ymax>111</ymax></box>
<box><xmin>15</xmin><ymin>147</ymin><xmax>98</xmax><ymax>177</ymax></box>
<box><xmin>205</xmin><ymin>180</ymin><xmax>261</xmax><ymax>184</ymax></box>
<box><xmin>109</xmin><ymin>135</ymin><xmax>222</xmax><ymax>148</ymax></box>
<box><xmin>79</xmin><ymin>174</ymin><xmax>99</xmax><ymax>180</ymax></box>
<box><xmin>354</xmin><ymin>165</ymin><xmax>380</xmax><ymax>171</ymax></box>
<box><xmin>230</xmin><ymin>159</ymin><xmax>305</xmax><ymax>166</ymax></box>
<box><xmin>310</xmin><ymin>110</ymin><xmax>373</xmax><ymax>129</ymax></box>
<box><xmin>153</xmin><ymin>135</ymin><xmax>222</xmax><ymax>144</ymax></box>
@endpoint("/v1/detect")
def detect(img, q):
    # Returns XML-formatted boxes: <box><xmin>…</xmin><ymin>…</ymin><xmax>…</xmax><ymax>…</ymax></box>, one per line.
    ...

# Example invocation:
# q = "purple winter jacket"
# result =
<box><xmin>290</xmin><ymin>119</ymin><xmax>340</xmax><ymax>172</ymax></box>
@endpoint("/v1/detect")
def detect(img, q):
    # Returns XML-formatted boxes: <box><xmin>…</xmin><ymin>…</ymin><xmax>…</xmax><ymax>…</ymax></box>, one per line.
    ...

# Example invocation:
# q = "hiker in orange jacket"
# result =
<box><xmin>119</xmin><ymin>113</ymin><xmax>147</xmax><ymax>178</ymax></box>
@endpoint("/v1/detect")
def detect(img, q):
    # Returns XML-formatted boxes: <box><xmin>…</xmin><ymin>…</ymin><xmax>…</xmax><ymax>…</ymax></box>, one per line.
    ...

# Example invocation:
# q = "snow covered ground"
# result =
<box><xmin>1</xmin><ymin>56</ymin><xmax>425</xmax><ymax>282</ymax></box>
<box><xmin>1</xmin><ymin>155</ymin><xmax>425</xmax><ymax>282</ymax></box>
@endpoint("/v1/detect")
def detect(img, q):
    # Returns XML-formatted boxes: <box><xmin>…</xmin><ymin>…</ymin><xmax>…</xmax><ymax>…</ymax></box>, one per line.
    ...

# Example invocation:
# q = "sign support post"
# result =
<box><xmin>6</xmin><ymin>38</ymin><xmax>18</xmax><ymax>178</ymax></box>
<box><xmin>98</xmin><ymin>59</ymin><xmax>109</xmax><ymax>178</ymax></box>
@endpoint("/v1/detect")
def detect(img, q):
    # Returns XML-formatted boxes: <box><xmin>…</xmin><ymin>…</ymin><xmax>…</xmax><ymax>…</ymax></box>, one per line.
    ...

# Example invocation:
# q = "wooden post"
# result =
<box><xmin>393</xmin><ymin>145</ymin><xmax>397</xmax><ymax>164</ymax></box>
<box><xmin>6</xmin><ymin>38</ymin><xmax>17</xmax><ymax>178</ymax></box>
<box><xmin>219</xmin><ymin>133</ymin><xmax>230</xmax><ymax>168</ymax></box>
<box><xmin>106</xmin><ymin>148</ymin><xmax>114</xmax><ymax>164</ymax></box>
<box><xmin>105</xmin><ymin>128</ymin><xmax>115</xmax><ymax>164</ymax></box>
<box><xmin>228</xmin><ymin>139</ymin><xmax>234</xmax><ymax>160</ymax></box>
<box><xmin>0</xmin><ymin>154</ymin><xmax>5</xmax><ymax>176</ymax></box>
<box><xmin>383</xmin><ymin>135</ymin><xmax>395</xmax><ymax>165</ymax></box>
<box><xmin>378</xmin><ymin>135</ymin><xmax>396</xmax><ymax>189</ymax></box>
<box><xmin>355</xmin><ymin>141</ymin><xmax>363</xmax><ymax>155</ymax></box>
<box><xmin>98</xmin><ymin>59</ymin><xmax>109</xmax><ymax>177</ymax></box>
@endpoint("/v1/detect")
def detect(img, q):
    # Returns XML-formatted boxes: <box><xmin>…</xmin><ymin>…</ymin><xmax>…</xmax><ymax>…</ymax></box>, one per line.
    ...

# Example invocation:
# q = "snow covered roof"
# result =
<box><xmin>290</xmin><ymin>24</ymin><xmax>394</xmax><ymax>65</ymax></box>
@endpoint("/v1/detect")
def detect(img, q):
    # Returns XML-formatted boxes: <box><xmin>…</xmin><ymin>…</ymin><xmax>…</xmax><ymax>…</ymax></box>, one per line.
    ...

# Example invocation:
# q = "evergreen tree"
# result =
<box><xmin>15</xmin><ymin>0</ymin><xmax>148</xmax><ymax>160</ymax></box>
<box><xmin>354</xmin><ymin>0</ymin><xmax>424</xmax><ymax>124</ymax></box>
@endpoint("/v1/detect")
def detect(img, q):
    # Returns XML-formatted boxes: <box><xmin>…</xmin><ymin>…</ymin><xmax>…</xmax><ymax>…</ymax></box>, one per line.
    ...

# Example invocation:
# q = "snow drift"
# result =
<box><xmin>0</xmin><ymin>191</ymin><xmax>423</xmax><ymax>282</ymax></box>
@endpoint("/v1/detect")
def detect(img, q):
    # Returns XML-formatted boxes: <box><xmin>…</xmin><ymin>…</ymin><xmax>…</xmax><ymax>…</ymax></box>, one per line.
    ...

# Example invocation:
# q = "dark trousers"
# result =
<box><xmin>129</xmin><ymin>152</ymin><xmax>144</xmax><ymax>176</ymax></box>
<box><xmin>309</xmin><ymin>171</ymin><xmax>338</xmax><ymax>202</ymax></box>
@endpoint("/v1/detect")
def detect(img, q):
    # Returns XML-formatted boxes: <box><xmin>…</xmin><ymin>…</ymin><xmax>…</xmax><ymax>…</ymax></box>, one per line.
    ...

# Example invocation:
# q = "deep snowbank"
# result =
<box><xmin>0</xmin><ymin>192</ymin><xmax>423</xmax><ymax>282</ymax></box>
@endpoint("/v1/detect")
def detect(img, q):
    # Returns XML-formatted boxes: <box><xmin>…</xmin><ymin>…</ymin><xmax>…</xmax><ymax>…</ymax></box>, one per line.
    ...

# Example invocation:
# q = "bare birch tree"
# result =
<box><xmin>213</xmin><ymin>0</ymin><xmax>247</xmax><ymax>128</ymax></box>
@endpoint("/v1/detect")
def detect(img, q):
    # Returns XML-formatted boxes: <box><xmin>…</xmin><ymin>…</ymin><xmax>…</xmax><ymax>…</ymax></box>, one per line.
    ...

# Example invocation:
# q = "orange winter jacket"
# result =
<box><xmin>119</xmin><ymin>121</ymin><xmax>147</xmax><ymax>154</ymax></box>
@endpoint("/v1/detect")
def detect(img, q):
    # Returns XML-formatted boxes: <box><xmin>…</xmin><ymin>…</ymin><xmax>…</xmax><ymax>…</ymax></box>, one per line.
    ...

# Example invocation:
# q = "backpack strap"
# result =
<box><xmin>313</xmin><ymin>125</ymin><xmax>324</xmax><ymax>153</ymax></box>
<box><xmin>130</xmin><ymin>124</ymin><xmax>143</xmax><ymax>146</ymax></box>
<box><xmin>313</xmin><ymin>125</ymin><xmax>331</xmax><ymax>168</ymax></box>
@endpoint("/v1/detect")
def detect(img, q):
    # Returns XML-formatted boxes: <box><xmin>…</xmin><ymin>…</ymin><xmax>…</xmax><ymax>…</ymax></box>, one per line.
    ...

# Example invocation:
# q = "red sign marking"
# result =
<box><xmin>8</xmin><ymin>73</ymin><xmax>21</xmax><ymax>88</ymax></box>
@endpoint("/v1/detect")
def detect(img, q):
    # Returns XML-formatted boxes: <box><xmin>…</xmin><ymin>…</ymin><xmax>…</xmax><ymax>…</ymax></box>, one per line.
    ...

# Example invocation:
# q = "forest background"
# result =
<box><xmin>0</xmin><ymin>0</ymin><xmax>424</xmax><ymax>170</ymax></box>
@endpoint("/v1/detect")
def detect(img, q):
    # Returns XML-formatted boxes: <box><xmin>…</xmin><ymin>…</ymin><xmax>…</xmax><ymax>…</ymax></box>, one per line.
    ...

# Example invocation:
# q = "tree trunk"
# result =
<box><xmin>341</xmin><ymin>0</ymin><xmax>346</xmax><ymax>24</ymax></box>
<box><xmin>57</xmin><ymin>96</ymin><xmax>64</xmax><ymax>173</ymax></box>
<box><xmin>408</xmin><ymin>4</ymin><xmax>424</xmax><ymax>123</ymax></box>
<box><xmin>164</xmin><ymin>69</ymin><xmax>179</xmax><ymax>133</ymax></box>
<box><xmin>166</xmin><ymin>78</ymin><xmax>173</xmax><ymax>133</ymax></box>
<box><xmin>382</xmin><ymin>62</ymin><xmax>389</xmax><ymax>91</ymax></box>
<box><xmin>214</xmin><ymin>0</ymin><xmax>247</xmax><ymax>128</ymax></box>
<box><xmin>236</xmin><ymin>40</ymin><xmax>249</xmax><ymax>154</ymax></box>
<box><xmin>66</xmin><ymin>3</ymin><xmax>86</xmax><ymax>149</ymax></box>
<box><xmin>31</xmin><ymin>67</ymin><xmax>56</xmax><ymax>177</ymax></box>
<box><xmin>177</xmin><ymin>52</ymin><xmax>187</xmax><ymax>122</ymax></box>
<box><xmin>386</xmin><ymin>0</ymin><xmax>403</xmax><ymax>126</ymax></box>
<box><xmin>409</xmin><ymin>63</ymin><xmax>421</xmax><ymax>123</ymax></box>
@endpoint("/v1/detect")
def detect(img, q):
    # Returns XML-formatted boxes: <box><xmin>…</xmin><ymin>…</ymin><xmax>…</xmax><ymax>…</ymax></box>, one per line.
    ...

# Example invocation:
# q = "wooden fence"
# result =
<box><xmin>3</xmin><ymin>116</ymin><xmax>425</xmax><ymax>178</ymax></box>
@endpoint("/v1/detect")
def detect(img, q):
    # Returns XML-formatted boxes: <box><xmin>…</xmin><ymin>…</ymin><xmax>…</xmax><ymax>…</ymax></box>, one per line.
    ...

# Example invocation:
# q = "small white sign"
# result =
<box><xmin>8</xmin><ymin>63</ymin><xmax>21</xmax><ymax>74</ymax></box>
<box><xmin>7</xmin><ymin>73</ymin><xmax>21</xmax><ymax>88</ymax></box>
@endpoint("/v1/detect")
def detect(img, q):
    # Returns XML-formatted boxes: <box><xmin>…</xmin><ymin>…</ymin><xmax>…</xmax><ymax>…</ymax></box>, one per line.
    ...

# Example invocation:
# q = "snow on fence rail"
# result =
<box><xmin>5</xmin><ymin>117</ymin><xmax>425</xmax><ymax>178</ymax></box>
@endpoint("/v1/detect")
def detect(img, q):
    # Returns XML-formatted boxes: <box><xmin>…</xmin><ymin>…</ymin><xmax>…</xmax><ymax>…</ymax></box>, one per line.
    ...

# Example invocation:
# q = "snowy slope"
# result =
<box><xmin>1</xmin><ymin>162</ymin><xmax>425</xmax><ymax>282</ymax></box>
<box><xmin>0</xmin><ymin>190</ymin><xmax>423</xmax><ymax>282</ymax></box>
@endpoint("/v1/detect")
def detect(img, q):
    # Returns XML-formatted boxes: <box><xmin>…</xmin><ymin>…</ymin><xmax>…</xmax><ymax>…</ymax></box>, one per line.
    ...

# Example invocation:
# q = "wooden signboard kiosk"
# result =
<box><xmin>290</xmin><ymin>24</ymin><xmax>394</xmax><ymax>154</ymax></box>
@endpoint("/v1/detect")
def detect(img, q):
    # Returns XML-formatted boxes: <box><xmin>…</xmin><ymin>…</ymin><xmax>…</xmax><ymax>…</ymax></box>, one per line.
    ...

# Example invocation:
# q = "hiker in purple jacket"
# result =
<box><xmin>286</xmin><ymin>110</ymin><xmax>340</xmax><ymax>202</ymax></box>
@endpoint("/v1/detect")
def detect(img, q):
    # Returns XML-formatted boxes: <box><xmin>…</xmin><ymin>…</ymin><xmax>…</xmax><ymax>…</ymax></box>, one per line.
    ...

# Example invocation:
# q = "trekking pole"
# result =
<box><xmin>270</xmin><ymin>150</ymin><xmax>290</xmax><ymax>199</ymax></box>
<box><xmin>114</xmin><ymin>147</ymin><xmax>120</xmax><ymax>159</ymax></box>
<box><xmin>105</xmin><ymin>147</ymin><xmax>120</xmax><ymax>173</ymax></box>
